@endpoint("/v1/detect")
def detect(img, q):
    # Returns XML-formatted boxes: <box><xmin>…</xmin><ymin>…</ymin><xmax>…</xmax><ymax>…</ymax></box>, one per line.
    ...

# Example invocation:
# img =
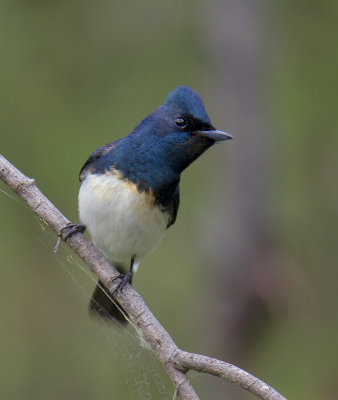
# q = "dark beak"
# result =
<box><xmin>195</xmin><ymin>129</ymin><xmax>232</xmax><ymax>142</ymax></box>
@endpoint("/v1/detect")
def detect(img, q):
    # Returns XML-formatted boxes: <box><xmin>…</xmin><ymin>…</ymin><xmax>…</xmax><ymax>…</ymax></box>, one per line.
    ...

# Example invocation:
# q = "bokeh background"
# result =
<box><xmin>1</xmin><ymin>1</ymin><xmax>337</xmax><ymax>399</ymax></box>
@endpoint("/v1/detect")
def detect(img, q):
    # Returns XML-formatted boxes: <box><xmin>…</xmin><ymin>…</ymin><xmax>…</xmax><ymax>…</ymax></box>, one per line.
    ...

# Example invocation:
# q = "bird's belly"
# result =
<box><xmin>78</xmin><ymin>173</ymin><xmax>169</xmax><ymax>269</ymax></box>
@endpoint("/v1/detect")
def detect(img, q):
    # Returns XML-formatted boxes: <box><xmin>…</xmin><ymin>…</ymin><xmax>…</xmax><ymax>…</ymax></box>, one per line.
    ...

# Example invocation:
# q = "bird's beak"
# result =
<box><xmin>196</xmin><ymin>129</ymin><xmax>232</xmax><ymax>142</ymax></box>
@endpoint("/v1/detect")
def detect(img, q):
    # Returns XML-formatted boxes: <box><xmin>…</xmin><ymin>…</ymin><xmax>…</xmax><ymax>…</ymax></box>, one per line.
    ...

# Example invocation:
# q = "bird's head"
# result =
<box><xmin>132</xmin><ymin>86</ymin><xmax>232</xmax><ymax>174</ymax></box>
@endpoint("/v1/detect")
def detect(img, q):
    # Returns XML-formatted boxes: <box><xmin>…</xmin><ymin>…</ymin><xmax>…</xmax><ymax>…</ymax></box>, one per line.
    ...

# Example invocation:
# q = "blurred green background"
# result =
<box><xmin>1</xmin><ymin>1</ymin><xmax>337</xmax><ymax>399</ymax></box>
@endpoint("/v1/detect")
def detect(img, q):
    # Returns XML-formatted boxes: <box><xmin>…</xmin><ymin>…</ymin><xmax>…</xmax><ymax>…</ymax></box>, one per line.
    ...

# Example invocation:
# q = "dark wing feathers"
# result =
<box><xmin>166</xmin><ymin>185</ymin><xmax>180</xmax><ymax>228</ymax></box>
<box><xmin>79</xmin><ymin>142</ymin><xmax>117</xmax><ymax>182</ymax></box>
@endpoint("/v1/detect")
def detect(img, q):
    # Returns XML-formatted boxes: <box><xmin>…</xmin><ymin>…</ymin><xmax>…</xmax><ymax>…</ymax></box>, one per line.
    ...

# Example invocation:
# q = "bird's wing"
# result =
<box><xmin>167</xmin><ymin>185</ymin><xmax>180</xmax><ymax>228</ymax></box>
<box><xmin>79</xmin><ymin>142</ymin><xmax>117</xmax><ymax>182</ymax></box>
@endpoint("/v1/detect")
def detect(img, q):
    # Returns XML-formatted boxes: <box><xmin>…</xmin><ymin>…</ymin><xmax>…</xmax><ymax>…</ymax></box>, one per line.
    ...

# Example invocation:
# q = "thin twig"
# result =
<box><xmin>0</xmin><ymin>154</ymin><xmax>287</xmax><ymax>400</ymax></box>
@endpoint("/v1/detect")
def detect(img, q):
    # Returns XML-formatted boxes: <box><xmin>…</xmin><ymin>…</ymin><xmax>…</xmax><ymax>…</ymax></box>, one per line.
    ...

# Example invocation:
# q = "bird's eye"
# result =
<box><xmin>174</xmin><ymin>117</ymin><xmax>187</xmax><ymax>128</ymax></box>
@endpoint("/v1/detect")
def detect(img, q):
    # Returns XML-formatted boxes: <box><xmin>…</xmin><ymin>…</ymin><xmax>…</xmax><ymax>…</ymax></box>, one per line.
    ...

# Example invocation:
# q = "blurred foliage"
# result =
<box><xmin>0</xmin><ymin>1</ymin><xmax>337</xmax><ymax>399</ymax></box>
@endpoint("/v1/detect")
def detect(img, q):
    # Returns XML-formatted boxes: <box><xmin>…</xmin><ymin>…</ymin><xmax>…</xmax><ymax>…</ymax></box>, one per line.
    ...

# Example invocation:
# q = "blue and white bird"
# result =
<box><xmin>78</xmin><ymin>86</ymin><xmax>232</xmax><ymax>321</ymax></box>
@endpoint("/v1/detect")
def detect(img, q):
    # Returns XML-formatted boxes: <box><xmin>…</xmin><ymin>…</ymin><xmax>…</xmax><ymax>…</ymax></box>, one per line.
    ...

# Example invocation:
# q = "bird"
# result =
<box><xmin>77</xmin><ymin>85</ymin><xmax>232</xmax><ymax>322</ymax></box>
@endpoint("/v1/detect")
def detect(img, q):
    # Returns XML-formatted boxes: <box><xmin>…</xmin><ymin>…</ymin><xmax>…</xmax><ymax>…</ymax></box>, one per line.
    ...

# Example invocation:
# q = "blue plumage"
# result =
<box><xmin>78</xmin><ymin>85</ymin><xmax>232</xmax><ymax>321</ymax></box>
<box><xmin>164</xmin><ymin>85</ymin><xmax>211</xmax><ymax>122</ymax></box>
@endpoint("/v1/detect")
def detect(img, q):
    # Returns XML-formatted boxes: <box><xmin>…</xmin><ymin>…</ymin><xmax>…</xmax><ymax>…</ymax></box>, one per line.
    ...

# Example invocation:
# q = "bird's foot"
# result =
<box><xmin>111</xmin><ymin>271</ymin><xmax>133</xmax><ymax>296</ymax></box>
<box><xmin>54</xmin><ymin>223</ymin><xmax>86</xmax><ymax>253</ymax></box>
<box><xmin>60</xmin><ymin>223</ymin><xmax>86</xmax><ymax>241</ymax></box>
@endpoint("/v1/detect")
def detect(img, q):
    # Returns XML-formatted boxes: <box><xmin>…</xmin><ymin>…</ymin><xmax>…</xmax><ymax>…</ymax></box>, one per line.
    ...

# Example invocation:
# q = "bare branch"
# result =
<box><xmin>171</xmin><ymin>350</ymin><xmax>283</xmax><ymax>400</ymax></box>
<box><xmin>0</xmin><ymin>154</ymin><xmax>287</xmax><ymax>400</ymax></box>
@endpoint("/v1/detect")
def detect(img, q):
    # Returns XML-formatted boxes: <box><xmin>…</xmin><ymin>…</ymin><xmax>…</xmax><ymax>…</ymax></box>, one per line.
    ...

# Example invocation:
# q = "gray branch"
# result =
<box><xmin>0</xmin><ymin>154</ymin><xmax>287</xmax><ymax>400</ymax></box>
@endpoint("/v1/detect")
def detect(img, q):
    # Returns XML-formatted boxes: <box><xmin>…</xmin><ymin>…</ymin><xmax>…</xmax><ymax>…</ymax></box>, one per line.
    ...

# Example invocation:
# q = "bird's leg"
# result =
<box><xmin>60</xmin><ymin>223</ymin><xmax>86</xmax><ymax>241</ymax></box>
<box><xmin>112</xmin><ymin>256</ymin><xmax>135</xmax><ymax>296</ymax></box>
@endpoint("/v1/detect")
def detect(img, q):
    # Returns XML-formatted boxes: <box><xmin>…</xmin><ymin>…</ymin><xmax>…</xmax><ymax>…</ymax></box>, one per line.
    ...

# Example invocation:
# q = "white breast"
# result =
<box><xmin>78</xmin><ymin>173</ymin><xmax>169</xmax><ymax>270</ymax></box>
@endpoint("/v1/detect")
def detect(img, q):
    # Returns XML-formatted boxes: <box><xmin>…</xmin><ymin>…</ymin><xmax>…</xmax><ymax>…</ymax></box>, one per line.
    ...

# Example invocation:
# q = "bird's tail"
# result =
<box><xmin>89</xmin><ymin>279</ymin><xmax>128</xmax><ymax>323</ymax></box>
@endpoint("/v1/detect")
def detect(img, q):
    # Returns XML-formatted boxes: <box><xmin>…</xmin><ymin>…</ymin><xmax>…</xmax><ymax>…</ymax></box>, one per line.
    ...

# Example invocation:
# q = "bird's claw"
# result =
<box><xmin>111</xmin><ymin>271</ymin><xmax>133</xmax><ymax>296</ymax></box>
<box><xmin>60</xmin><ymin>223</ymin><xmax>86</xmax><ymax>242</ymax></box>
